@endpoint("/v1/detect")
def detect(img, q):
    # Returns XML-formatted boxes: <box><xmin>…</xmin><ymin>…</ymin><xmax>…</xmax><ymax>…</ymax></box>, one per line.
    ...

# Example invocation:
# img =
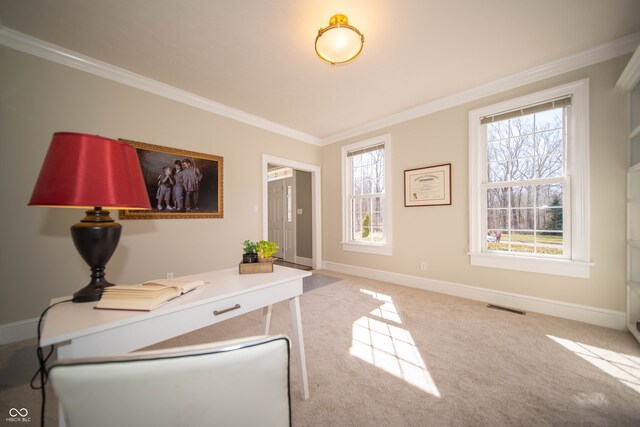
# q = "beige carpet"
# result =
<box><xmin>2</xmin><ymin>271</ymin><xmax>640</xmax><ymax>426</ymax></box>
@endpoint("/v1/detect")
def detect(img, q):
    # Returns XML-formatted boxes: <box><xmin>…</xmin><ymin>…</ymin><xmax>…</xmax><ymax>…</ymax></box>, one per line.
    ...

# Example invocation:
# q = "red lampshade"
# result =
<box><xmin>29</xmin><ymin>132</ymin><xmax>151</xmax><ymax>209</ymax></box>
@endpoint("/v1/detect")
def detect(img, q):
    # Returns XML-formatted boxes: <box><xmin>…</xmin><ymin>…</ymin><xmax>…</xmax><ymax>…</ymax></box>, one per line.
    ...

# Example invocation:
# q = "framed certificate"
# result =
<box><xmin>404</xmin><ymin>163</ymin><xmax>451</xmax><ymax>207</ymax></box>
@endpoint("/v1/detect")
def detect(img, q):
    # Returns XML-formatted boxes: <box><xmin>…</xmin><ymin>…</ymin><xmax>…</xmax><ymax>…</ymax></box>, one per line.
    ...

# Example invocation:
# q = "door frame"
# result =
<box><xmin>262</xmin><ymin>154</ymin><xmax>322</xmax><ymax>269</ymax></box>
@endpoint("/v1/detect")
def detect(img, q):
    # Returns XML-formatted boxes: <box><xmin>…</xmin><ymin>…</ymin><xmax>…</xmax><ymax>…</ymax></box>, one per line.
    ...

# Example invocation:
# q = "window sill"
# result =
<box><xmin>469</xmin><ymin>252</ymin><xmax>592</xmax><ymax>278</ymax></box>
<box><xmin>342</xmin><ymin>242</ymin><xmax>392</xmax><ymax>256</ymax></box>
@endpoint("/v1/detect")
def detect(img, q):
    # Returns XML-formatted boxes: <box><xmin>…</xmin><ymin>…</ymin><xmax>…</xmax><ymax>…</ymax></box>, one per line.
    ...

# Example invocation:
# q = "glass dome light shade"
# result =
<box><xmin>315</xmin><ymin>14</ymin><xmax>364</xmax><ymax>65</ymax></box>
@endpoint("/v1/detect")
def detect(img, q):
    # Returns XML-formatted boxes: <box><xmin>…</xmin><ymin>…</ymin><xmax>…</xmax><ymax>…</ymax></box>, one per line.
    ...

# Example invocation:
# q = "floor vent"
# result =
<box><xmin>487</xmin><ymin>304</ymin><xmax>526</xmax><ymax>316</ymax></box>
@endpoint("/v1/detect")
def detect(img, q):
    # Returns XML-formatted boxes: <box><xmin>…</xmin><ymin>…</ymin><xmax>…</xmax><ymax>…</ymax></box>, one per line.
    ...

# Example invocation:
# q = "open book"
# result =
<box><xmin>95</xmin><ymin>279</ymin><xmax>206</xmax><ymax>311</ymax></box>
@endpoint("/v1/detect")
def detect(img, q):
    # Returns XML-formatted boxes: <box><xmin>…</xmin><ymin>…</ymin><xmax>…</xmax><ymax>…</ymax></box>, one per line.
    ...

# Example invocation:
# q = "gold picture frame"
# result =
<box><xmin>404</xmin><ymin>163</ymin><xmax>451</xmax><ymax>207</ymax></box>
<box><xmin>119</xmin><ymin>139</ymin><xmax>223</xmax><ymax>219</ymax></box>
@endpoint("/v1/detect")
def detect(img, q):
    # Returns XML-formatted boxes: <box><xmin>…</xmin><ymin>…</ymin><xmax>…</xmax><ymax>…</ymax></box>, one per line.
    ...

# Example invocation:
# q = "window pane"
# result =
<box><xmin>487</xmin><ymin>209</ymin><xmax>508</xmax><ymax>230</ymax></box>
<box><xmin>535</xmin><ymin>129</ymin><xmax>563</xmax><ymax>156</ymax></box>
<box><xmin>487</xmin><ymin>121</ymin><xmax>509</xmax><ymax>142</ymax></box>
<box><xmin>536</xmin><ymin>154</ymin><xmax>563</xmax><ymax>178</ymax></box>
<box><xmin>349</xmin><ymin>196</ymin><xmax>385</xmax><ymax>242</ymax></box>
<box><xmin>372</xmin><ymin>211</ymin><xmax>382</xmax><ymax>227</ymax></box>
<box><xmin>511</xmin><ymin>208</ymin><xmax>534</xmax><ymax>230</ymax></box>
<box><xmin>488</xmin><ymin>161</ymin><xmax>509</xmax><ymax>182</ymax></box>
<box><xmin>509</xmin><ymin>115</ymin><xmax>534</xmax><ymax>137</ymax></box>
<box><xmin>351</xmin><ymin>148</ymin><xmax>384</xmax><ymax>197</ymax></box>
<box><xmin>352</xmin><ymin>166</ymin><xmax>362</xmax><ymax>195</ymax></box>
<box><xmin>350</xmin><ymin>199</ymin><xmax>357</xmax><ymax>240</ymax></box>
<box><xmin>537</xmin><ymin>208</ymin><xmax>563</xmax><ymax>231</ymax></box>
<box><xmin>487</xmin><ymin>188</ymin><xmax>509</xmax><ymax>208</ymax></box>
<box><xmin>537</xmin><ymin>183</ymin><xmax>564</xmax><ymax>246</ymax></box>
<box><xmin>535</xmin><ymin>232</ymin><xmax>564</xmax><ymax>256</ymax></box>
<box><xmin>510</xmin><ymin>186</ymin><xmax>533</xmax><ymax>208</ymax></box>
<box><xmin>537</xmin><ymin>184</ymin><xmax>563</xmax><ymax>207</ymax></box>
<box><xmin>534</xmin><ymin>108</ymin><xmax>562</xmax><ymax>132</ymax></box>
<box><xmin>487</xmin><ymin>234</ymin><xmax>508</xmax><ymax>252</ymax></box>
<box><xmin>514</xmin><ymin>135</ymin><xmax>535</xmax><ymax>158</ymax></box>
<box><xmin>376</xmin><ymin>163</ymin><xmax>385</xmax><ymax>192</ymax></box>
<box><xmin>510</xmin><ymin>231</ymin><xmax>536</xmax><ymax>253</ymax></box>
<box><xmin>353</xmin><ymin>179</ymin><xmax>362</xmax><ymax>196</ymax></box>
<box><xmin>511</xmin><ymin>158</ymin><xmax>534</xmax><ymax>180</ymax></box>
<box><xmin>487</xmin><ymin>140</ymin><xmax>509</xmax><ymax>163</ymax></box>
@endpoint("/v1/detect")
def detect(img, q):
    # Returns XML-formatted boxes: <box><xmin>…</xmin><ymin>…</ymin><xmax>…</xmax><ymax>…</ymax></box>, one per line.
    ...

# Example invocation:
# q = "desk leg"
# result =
<box><xmin>289</xmin><ymin>296</ymin><xmax>309</xmax><ymax>400</ymax></box>
<box><xmin>263</xmin><ymin>304</ymin><xmax>272</xmax><ymax>335</ymax></box>
<box><xmin>56</xmin><ymin>345</ymin><xmax>73</xmax><ymax>427</ymax></box>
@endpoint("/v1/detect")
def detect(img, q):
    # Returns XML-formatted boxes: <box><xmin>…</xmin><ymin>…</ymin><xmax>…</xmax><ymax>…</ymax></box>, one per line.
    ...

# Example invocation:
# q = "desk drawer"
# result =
<box><xmin>65</xmin><ymin>279</ymin><xmax>302</xmax><ymax>357</ymax></box>
<box><xmin>194</xmin><ymin>280</ymin><xmax>301</xmax><ymax>324</ymax></box>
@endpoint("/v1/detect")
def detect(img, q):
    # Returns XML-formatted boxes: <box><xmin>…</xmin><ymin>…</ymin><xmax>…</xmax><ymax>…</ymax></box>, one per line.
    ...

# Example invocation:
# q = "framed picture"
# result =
<box><xmin>404</xmin><ymin>163</ymin><xmax>451</xmax><ymax>207</ymax></box>
<box><xmin>119</xmin><ymin>139</ymin><xmax>223</xmax><ymax>219</ymax></box>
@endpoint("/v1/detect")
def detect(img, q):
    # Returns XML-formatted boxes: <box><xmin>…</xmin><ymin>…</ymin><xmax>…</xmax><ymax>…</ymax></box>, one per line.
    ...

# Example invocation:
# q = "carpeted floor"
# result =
<box><xmin>2</xmin><ymin>270</ymin><xmax>640</xmax><ymax>426</ymax></box>
<box><xmin>303</xmin><ymin>272</ymin><xmax>342</xmax><ymax>293</ymax></box>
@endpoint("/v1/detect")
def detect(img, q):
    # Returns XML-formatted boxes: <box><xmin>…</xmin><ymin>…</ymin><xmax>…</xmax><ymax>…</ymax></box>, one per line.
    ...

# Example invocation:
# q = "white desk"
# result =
<box><xmin>41</xmin><ymin>265</ymin><xmax>311</xmax><ymax>401</ymax></box>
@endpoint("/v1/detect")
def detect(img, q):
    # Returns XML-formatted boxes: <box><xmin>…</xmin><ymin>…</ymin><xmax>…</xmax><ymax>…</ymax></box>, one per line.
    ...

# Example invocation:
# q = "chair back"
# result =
<box><xmin>49</xmin><ymin>335</ymin><xmax>291</xmax><ymax>427</ymax></box>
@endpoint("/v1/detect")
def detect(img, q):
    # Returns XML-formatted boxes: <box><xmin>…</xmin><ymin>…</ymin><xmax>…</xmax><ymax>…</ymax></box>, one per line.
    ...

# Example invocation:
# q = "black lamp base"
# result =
<box><xmin>70</xmin><ymin>207</ymin><xmax>122</xmax><ymax>303</ymax></box>
<box><xmin>72</xmin><ymin>275</ymin><xmax>114</xmax><ymax>303</ymax></box>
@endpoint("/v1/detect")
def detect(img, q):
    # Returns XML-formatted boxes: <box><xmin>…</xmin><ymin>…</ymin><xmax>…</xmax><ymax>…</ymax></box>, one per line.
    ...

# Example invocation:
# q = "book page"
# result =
<box><xmin>142</xmin><ymin>279</ymin><xmax>205</xmax><ymax>293</ymax></box>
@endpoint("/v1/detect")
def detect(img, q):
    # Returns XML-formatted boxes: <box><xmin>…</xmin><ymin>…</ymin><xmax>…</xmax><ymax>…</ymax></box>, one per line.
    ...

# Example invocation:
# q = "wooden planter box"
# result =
<box><xmin>239</xmin><ymin>261</ymin><xmax>273</xmax><ymax>274</ymax></box>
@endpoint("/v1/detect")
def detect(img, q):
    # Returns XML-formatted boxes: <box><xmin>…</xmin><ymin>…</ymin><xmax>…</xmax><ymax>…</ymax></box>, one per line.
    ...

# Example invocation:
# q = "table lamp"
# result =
<box><xmin>29</xmin><ymin>132</ymin><xmax>151</xmax><ymax>302</ymax></box>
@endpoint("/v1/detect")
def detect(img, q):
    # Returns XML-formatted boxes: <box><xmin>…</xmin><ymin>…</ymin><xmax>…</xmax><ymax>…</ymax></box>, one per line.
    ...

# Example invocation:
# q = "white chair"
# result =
<box><xmin>49</xmin><ymin>335</ymin><xmax>291</xmax><ymax>427</ymax></box>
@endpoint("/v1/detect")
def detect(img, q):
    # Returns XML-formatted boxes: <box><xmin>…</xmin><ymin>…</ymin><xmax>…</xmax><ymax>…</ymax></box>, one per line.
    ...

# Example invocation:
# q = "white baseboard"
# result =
<box><xmin>0</xmin><ymin>317</ymin><xmax>38</xmax><ymax>345</ymax></box>
<box><xmin>323</xmin><ymin>261</ymin><xmax>626</xmax><ymax>330</ymax></box>
<box><xmin>295</xmin><ymin>256</ymin><xmax>313</xmax><ymax>267</ymax></box>
<box><xmin>1</xmin><ymin>262</ymin><xmax>624</xmax><ymax>345</ymax></box>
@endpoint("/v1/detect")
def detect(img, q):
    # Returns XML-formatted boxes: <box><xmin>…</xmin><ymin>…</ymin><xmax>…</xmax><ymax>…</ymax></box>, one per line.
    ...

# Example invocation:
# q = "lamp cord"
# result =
<box><xmin>30</xmin><ymin>299</ymin><xmax>73</xmax><ymax>427</ymax></box>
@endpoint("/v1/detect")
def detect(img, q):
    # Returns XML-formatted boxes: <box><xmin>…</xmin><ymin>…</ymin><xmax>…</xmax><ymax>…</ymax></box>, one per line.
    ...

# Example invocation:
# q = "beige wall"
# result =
<box><xmin>321</xmin><ymin>56</ymin><xmax>629</xmax><ymax>312</ymax></box>
<box><xmin>0</xmin><ymin>45</ymin><xmax>629</xmax><ymax>325</ymax></box>
<box><xmin>0</xmin><ymin>46</ymin><xmax>320</xmax><ymax>323</ymax></box>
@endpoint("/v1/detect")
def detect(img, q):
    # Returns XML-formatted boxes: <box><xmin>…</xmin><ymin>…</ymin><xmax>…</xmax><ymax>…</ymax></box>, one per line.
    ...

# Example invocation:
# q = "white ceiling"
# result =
<box><xmin>1</xmin><ymin>0</ymin><xmax>640</xmax><ymax>144</ymax></box>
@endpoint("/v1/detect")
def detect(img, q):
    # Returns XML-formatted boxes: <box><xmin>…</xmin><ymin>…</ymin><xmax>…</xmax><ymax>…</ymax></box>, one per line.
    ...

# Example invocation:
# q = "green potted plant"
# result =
<box><xmin>241</xmin><ymin>240</ymin><xmax>258</xmax><ymax>263</ymax></box>
<box><xmin>255</xmin><ymin>240</ymin><xmax>279</xmax><ymax>262</ymax></box>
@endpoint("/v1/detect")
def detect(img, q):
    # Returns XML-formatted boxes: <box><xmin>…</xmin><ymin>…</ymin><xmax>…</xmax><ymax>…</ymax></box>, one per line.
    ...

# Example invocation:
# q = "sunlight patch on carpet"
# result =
<box><xmin>350</xmin><ymin>289</ymin><xmax>440</xmax><ymax>397</ymax></box>
<box><xmin>548</xmin><ymin>335</ymin><xmax>640</xmax><ymax>395</ymax></box>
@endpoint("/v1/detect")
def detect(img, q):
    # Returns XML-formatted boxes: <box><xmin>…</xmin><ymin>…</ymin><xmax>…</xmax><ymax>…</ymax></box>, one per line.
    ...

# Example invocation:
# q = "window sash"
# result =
<box><xmin>481</xmin><ymin>176</ymin><xmax>570</xmax><ymax>258</ymax></box>
<box><xmin>346</xmin><ymin>144</ymin><xmax>386</xmax><ymax>245</ymax></box>
<box><xmin>348</xmin><ymin>194</ymin><xmax>385</xmax><ymax>243</ymax></box>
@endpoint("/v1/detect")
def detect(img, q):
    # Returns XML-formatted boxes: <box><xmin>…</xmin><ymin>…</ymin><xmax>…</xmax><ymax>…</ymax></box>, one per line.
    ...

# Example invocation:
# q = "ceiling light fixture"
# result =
<box><xmin>315</xmin><ymin>14</ymin><xmax>364</xmax><ymax>65</ymax></box>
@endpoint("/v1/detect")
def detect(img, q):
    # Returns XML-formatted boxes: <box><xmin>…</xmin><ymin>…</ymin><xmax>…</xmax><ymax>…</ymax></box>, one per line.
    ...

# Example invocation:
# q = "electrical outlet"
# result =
<box><xmin>166</xmin><ymin>272</ymin><xmax>174</xmax><ymax>279</ymax></box>
<box><xmin>420</xmin><ymin>262</ymin><xmax>427</xmax><ymax>271</ymax></box>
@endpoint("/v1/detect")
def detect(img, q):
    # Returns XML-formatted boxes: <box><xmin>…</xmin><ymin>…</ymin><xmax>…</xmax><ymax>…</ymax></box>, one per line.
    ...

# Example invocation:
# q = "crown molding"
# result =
<box><xmin>320</xmin><ymin>31</ymin><xmax>640</xmax><ymax>146</ymax></box>
<box><xmin>0</xmin><ymin>27</ymin><xmax>321</xmax><ymax>146</ymax></box>
<box><xmin>2</xmin><ymin>26</ymin><xmax>638</xmax><ymax>148</ymax></box>
<box><xmin>616</xmin><ymin>42</ymin><xmax>640</xmax><ymax>91</ymax></box>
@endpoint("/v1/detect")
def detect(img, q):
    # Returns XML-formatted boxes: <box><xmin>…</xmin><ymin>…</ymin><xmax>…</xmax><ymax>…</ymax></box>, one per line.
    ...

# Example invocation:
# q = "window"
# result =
<box><xmin>469</xmin><ymin>80</ymin><xmax>590</xmax><ymax>278</ymax></box>
<box><xmin>342</xmin><ymin>135</ymin><xmax>392</xmax><ymax>255</ymax></box>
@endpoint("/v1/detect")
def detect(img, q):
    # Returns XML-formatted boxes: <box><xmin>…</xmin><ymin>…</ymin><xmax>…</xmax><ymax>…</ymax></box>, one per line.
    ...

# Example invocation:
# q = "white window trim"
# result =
<box><xmin>469</xmin><ymin>79</ymin><xmax>592</xmax><ymax>278</ymax></box>
<box><xmin>341</xmin><ymin>134</ymin><xmax>393</xmax><ymax>256</ymax></box>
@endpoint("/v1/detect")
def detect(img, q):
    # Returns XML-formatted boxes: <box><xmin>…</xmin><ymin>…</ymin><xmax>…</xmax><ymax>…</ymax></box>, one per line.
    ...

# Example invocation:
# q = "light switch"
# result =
<box><xmin>297</xmin><ymin>209</ymin><xmax>303</xmax><ymax>215</ymax></box>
